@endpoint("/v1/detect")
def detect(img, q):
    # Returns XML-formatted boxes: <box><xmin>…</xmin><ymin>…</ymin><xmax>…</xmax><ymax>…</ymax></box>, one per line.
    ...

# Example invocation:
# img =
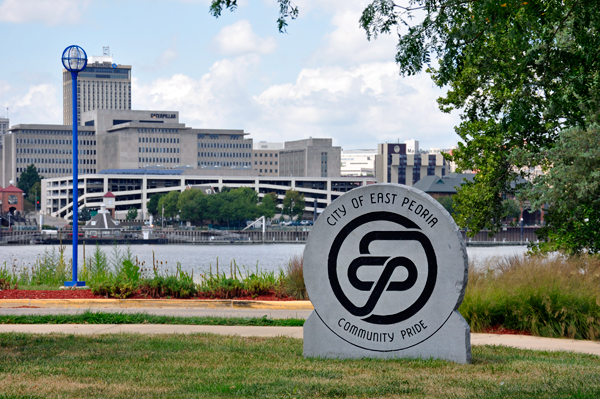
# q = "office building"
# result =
<box><xmin>41</xmin><ymin>171</ymin><xmax>375</xmax><ymax>220</ymax></box>
<box><xmin>0</xmin><ymin>109</ymin><xmax>254</xmax><ymax>187</ymax></box>
<box><xmin>253</xmin><ymin>141</ymin><xmax>282</xmax><ymax>176</ymax></box>
<box><xmin>341</xmin><ymin>149</ymin><xmax>376</xmax><ymax>176</ymax></box>
<box><xmin>375</xmin><ymin>140</ymin><xmax>447</xmax><ymax>185</ymax></box>
<box><xmin>279</xmin><ymin>138</ymin><xmax>341</xmax><ymax>178</ymax></box>
<box><xmin>63</xmin><ymin>48</ymin><xmax>132</xmax><ymax>126</ymax></box>
<box><xmin>0</xmin><ymin>117</ymin><xmax>8</xmax><ymax>135</ymax></box>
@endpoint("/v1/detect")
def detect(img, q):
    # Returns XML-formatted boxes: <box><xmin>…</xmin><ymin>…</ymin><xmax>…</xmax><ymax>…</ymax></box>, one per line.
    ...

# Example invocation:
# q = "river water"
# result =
<box><xmin>0</xmin><ymin>244</ymin><xmax>528</xmax><ymax>278</ymax></box>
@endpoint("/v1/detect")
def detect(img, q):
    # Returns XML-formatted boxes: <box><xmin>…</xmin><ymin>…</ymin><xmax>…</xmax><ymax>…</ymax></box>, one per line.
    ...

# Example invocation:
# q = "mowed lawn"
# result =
<box><xmin>1</xmin><ymin>333</ymin><xmax>599</xmax><ymax>398</ymax></box>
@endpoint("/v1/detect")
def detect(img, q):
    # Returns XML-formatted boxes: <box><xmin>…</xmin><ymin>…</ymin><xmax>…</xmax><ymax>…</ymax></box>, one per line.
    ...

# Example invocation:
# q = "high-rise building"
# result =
<box><xmin>0</xmin><ymin>117</ymin><xmax>8</xmax><ymax>135</ymax></box>
<box><xmin>63</xmin><ymin>47</ymin><xmax>132</xmax><ymax>126</ymax></box>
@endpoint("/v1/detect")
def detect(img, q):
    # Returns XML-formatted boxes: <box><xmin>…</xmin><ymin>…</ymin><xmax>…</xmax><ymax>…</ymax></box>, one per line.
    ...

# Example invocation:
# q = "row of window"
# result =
<box><xmin>255</xmin><ymin>161</ymin><xmax>277</xmax><ymax>166</ymax></box>
<box><xmin>17</xmin><ymin>138</ymin><xmax>95</xmax><ymax>146</ymax></box>
<box><xmin>198</xmin><ymin>152</ymin><xmax>250</xmax><ymax>158</ymax></box>
<box><xmin>17</xmin><ymin>157</ymin><xmax>94</xmax><ymax>165</ymax></box>
<box><xmin>198</xmin><ymin>161</ymin><xmax>251</xmax><ymax>167</ymax></box>
<box><xmin>255</xmin><ymin>153</ymin><xmax>278</xmax><ymax>157</ymax></box>
<box><xmin>139</xmin><ymin>137</ymin><xmax>180</xmax><ymax>144</ymax></box>
<box><xmin>198</xmin><ymin>142</ymin><xmax>249</xmax><ymax>149</ymax></box>
<box><xmin>14</xmin><ymin>130</ymin><xmax>94</xmax><ymax>135</ymax></box>
<box><xmin>257</xmin><ymin>169</ymin><xmax>277</xmax><ymax>174</ymax></box>
<box><xmin>137</xmin><ymin>128</ymin><xmax>179</xmax><ymax>134</ymax></box>
<box><xmin>18</xmin><ymin>167</ymin><xmax>96</xmax><ymax>175</ymax></box>
<box><xmin>139</xmin><ymin>147</ymin><xmax>180</xmax><ymax>154</ymax></box>
<box><xmin>139</xmin><ymin>157</ymin><xmax>180</xmax><ymax>164</ymax></box>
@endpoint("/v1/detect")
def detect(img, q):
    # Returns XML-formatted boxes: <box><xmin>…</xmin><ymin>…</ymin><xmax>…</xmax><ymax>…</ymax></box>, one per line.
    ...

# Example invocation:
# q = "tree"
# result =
<box><xmin>437</xmin><ymin>196</ymin><xmax>454</xmax><ymax>216</ymax></box>
<box><xmin>17</xmin><ymin>164</ymin><xmax>43</xmax><ymax>194</ymax></box>
<box><xmin>126</xmin><ymin>207</ymin><xmax>138</xmax><ymax>222</ymax></box>
<box><xmin>79</xmin><ymin>207</ymin><xmax>92</xmax><ymax>222</ymax></box>
<box><xmin>502</xmin><ymin>199</ymin><xmax>521</xmax><ymax>225</ymax></box>
<box><xmin>260</xmin><ymin>192</ymin><xmax>278</xmax><ymax>219</ymax></box>
<box><xmin>210</xmin><ymin>1</ymin><xmax>600</xmax><ymax>239</ymax></box>
<box><xmin>519</xmin><ymin>126</ymin><xmax>600</xmax><ymax>255</ymax></box>
<box><xmin>147</xmin><ymin>194</ymin><xmax>164</xmax><ymax>216</ymax></box>
<box><xmin>178</xmin><ymin>189</ymin><xmax>207</xmax><ymax>225</ymax></box>
<box><xmin>158</xmin><ymin>191</ymin><xmax>180</xmax><ymax>219</ymax></box>
<box><xmin>282</xmin><ymin>190</ymin><xmax>305</xmax><ymax>222</ymax></box>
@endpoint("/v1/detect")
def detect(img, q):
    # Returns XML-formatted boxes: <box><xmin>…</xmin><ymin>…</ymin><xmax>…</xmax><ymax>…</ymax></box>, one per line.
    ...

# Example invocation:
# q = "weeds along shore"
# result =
<box><xmin>1</xmin><ymin>244</ymin><xmax>600</xmax><ymax>341</ymax></box>
<box><xmin>0</xmin><ymin>244</ymin><xmax>307</xmax><ymax>300</ymax></box>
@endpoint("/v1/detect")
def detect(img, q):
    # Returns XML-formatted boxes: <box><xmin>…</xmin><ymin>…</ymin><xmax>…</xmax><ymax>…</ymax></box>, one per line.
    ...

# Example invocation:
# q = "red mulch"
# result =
<box><xmin>0</xmin><ymin>289</ymin><xmax>296</xmax><ymax>301</ymax></box>
<box><xmin>480</xmin><ymin>325</ymin><xmax>531</xmax><ymax>336</ymax></box>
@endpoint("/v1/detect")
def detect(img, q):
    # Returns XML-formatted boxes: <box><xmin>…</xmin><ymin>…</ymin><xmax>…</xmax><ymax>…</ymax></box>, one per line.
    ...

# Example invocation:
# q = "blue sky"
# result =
<box><xmin>0</xmin><ymin>0</ymin><xmax>461</xmax><ymax>150</ymax></box>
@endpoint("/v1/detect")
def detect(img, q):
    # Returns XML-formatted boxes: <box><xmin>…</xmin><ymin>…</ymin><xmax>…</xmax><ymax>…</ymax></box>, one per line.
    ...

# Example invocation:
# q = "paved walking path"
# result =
<box><xmin>1</xmin><ymin>299</ymin><xmax>599</xmax><ymax>357</ymax></box>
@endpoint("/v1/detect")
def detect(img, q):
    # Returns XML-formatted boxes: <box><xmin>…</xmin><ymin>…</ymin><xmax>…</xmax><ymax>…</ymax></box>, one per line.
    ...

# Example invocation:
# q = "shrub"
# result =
<box><xmin>459</xmin><ymin>254</ymin><xmax>600</xmax><ymax>340</ymax></box>
<box><xmin>139</xmin><ymin>263</ymin><xmax>197</xmax><ymax>299</ymax></box>
<box><xmin>283</xmin><ymin>255</ymin><xmax>307</xmax><ymax>300</ymax></box>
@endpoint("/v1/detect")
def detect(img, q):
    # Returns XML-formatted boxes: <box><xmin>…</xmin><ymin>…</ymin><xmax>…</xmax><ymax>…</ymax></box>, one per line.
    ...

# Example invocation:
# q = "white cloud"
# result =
<box><xmin>211</xmin><ymin>20</ymin><xmax>277</xmax><ymax>56</ymax></box>
<box><xmin>133</xmin><ymin>55</ymin><xmax>261</xmax><ymax>128</ymax></box>
<box><xmin>251</xmin><ymin>63</ymin><xmax>459</xmax><ymax>149</ymax></box>
<box><xmin>0</xmin><ymin>0</ymin><xmax>90</xmax><ymax>25</ymax></box>
<box><xmin>1</xmin><ymin>84</ymin><xmax>62</xmax><ymax>125</ymax></box>
<box><xmin>132</xmin><ymin>58</ymin><xmax>459</xmax><ymax>150</ymax></box>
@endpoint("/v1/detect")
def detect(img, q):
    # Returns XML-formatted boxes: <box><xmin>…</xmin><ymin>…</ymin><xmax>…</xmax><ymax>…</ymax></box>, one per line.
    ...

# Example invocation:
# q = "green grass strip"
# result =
<box><xmin>0</xmin><ymin>333</ymin><xmax>599</xmax><ymax>398</ymax></box>
<box><xmin>0</xmin><ymin>311</ymin><xmax>304</xmax><ymax>326</ymax></box>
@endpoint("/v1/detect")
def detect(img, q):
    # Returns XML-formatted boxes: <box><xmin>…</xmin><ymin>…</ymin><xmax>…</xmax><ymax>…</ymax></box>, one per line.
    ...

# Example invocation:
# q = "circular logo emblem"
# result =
<box><xmin>394</xmin><ymin>145</ymin><xmax>400</xmax><ymax>153</ymax></box>
<box><xmin>304</xmin><ymin>184</ymin><xmax>467</xmax><ymax>352</ymax></box>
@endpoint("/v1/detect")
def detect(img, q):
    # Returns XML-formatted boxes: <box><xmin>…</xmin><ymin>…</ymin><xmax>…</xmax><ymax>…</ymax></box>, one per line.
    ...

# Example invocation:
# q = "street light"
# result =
<box><xmin>62</xmin><ymin>45</ymin><xmax>87</xmax><ymax>288</ymax></box>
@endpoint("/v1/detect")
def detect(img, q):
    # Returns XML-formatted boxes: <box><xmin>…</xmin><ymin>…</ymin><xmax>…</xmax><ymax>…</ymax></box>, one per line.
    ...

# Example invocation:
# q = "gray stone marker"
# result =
<box><xmin>303</xmin><ymin>183</ymin><xmax>470</xmax><ymax>363</ymax></box>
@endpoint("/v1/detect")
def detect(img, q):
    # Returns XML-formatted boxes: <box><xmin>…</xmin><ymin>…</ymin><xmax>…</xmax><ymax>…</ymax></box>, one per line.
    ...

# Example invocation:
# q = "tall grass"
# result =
<box><xmin>460</xmin><ymin>254</ymin><xmax>600</xmax><ymax>340</ymax></box>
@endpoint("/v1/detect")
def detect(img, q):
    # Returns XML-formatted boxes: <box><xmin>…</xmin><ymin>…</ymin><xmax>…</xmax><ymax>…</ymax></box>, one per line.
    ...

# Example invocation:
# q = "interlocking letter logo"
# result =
<box><xmin>328</xmin><ymin>212</ymin><xmax>438</xmax><ymax>325</ymax></box>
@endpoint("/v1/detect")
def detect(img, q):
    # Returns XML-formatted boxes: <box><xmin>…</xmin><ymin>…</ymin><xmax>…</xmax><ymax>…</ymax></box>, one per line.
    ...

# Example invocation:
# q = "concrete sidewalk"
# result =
<box><xmin>0</xmin><ymin>324</ymin><xmax>598</xmax><ymax>357</ymax></box>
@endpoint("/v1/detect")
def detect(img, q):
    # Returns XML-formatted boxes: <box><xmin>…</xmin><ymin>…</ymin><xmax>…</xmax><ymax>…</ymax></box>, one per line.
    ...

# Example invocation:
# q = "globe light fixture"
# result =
<box><xmin>62</xmin><ymin>45</ymin><xmax>87</xmax><ymax>287</ymax></box>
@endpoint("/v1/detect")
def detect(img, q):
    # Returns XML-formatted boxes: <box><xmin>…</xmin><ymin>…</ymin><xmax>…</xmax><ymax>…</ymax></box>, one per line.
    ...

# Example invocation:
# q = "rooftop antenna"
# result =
<box><xmin>103</xmin><ymin>46</ymin><xmax>110</xmax><ymax>56</ymax></box>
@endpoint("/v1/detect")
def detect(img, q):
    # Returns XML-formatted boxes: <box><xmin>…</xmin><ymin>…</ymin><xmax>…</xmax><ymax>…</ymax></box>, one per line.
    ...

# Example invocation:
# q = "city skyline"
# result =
<box><xmin>0</xmin><ymin>0</ymin><xmax>461</xmax><ymax>150</ymax></box>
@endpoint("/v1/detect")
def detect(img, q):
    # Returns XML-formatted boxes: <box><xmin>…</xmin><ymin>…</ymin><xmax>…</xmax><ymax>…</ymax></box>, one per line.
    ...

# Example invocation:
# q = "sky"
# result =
<box><xmin>0</xmin><ymin>0</ymin><xmax>461</xmax><ymax>150</ymax></box>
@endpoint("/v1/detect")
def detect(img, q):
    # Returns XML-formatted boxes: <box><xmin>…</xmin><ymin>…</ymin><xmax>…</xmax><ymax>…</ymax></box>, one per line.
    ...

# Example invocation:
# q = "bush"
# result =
<box><xmin>459</xmin><ymin>254</ymin><xmax>600</xmax><ymax>340</ymax></box>
<box><xmin>139</xmin><ymin>263</ymin><xmax>197</xmax><ymax>299</ymax></box>
<box><xmin>282</xmin><ymin>255</ymin><xmax>307</xmax><ymax>300</ymax></box>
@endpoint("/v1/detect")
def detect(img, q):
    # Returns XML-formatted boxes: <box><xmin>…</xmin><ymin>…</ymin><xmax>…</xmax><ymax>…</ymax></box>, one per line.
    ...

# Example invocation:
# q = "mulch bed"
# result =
<box><xmin>0</xmin><ymin>289</ymin><xmax>297</xmax><ymax>301</ymax></box>
<box><xmin>480</xmin><ymin>325</ymin><xmax>532</xmax><ymax>336</ymax></box>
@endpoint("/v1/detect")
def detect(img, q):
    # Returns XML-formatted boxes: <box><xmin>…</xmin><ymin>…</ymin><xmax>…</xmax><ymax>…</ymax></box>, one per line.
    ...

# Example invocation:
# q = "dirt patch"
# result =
<box><xmin>0</xmin><ymin>289</ymin><xmax>296</xmax><ymax>301</ymax></box>
<box><xmin>480</xmin><ymin>325</ymin><xmax>532</xmax><ymax>336</ymax></box>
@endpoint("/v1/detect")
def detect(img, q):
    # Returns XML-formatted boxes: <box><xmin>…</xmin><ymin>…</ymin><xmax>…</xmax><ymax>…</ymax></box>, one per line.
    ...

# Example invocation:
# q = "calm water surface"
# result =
<box><xmin>0</xmin><ymin>243</ymin><xmax>527</xmax><ymax>277</ymax></box>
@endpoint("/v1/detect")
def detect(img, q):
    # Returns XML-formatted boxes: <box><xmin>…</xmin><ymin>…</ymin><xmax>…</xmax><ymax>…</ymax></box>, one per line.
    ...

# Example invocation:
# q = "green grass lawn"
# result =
<box><xmin>0</xmin><ymin>312</ymin><xmax>304</xmax><ymax>327</ymax></box>
<box><xmin>0</xmin><ymin>333</ymin><xmax>599</xmax><ymax>398</ymax></box>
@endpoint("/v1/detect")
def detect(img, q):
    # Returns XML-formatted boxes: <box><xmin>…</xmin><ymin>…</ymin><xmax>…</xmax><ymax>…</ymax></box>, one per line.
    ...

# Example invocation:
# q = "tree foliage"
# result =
<box><xmin>260</xmin><ymin>192</ymin><xmax>278</xmax><ymax>219</ymax></box>
<box><xmin>519</xmin><ymin>126</ymin><xmax>600</xmax><ymax>255</ymax></box>
<box><xmin>282</xmin><ymin>190</ymin><xmax>305</xmax><ymax>221</ymax></box>
<box><xmin>210</xmin><ymin>0</ymin><xmax>298</xmax><ymax>33</ymax></box>
<box><xmin>79</xmin><ymin>207</ymin><xmax>91</xmax><ymax>222</ymax></box>
<box><xmin>18</xmin><ymin>164</ymin><xmax>43</xmax><ymax>195</ymax></box>
<box><xmin>436</xmin><ymin>195</ymin><xmax>454</xmax><ymax>215</ymax></box>
<box><xmin>358</xmin><ymin>0</ymin><xmax>600</xmax><ymax>235</ymax></box>
<box><xmin>158</xmin><ymin>191</ymin><xmax>181</xmax><ymax>219</ymax></box>
<box><xmin>126</xmin><ymin>207</ymin><xmax>138</xmax><ymax>222</ymax></box>
<box><xmin>147</xmin><ymin>194</ymin><xmax>164</xmax><ymax>217</ymax></box>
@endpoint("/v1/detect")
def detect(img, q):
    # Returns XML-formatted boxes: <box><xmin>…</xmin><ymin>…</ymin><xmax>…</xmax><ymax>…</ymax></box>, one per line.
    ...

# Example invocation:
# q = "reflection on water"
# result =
<box><xmin>0</xmin><ymin>244</ymin><xmax>528</xmax><ymax>275</ymax></box>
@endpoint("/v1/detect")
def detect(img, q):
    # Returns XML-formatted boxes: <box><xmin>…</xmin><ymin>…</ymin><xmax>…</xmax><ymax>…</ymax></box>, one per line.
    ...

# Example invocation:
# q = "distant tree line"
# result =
<box><xmin>147</xmin><ymin>187</ymin><xmax>304</xmax><ymax>227</ymax></box>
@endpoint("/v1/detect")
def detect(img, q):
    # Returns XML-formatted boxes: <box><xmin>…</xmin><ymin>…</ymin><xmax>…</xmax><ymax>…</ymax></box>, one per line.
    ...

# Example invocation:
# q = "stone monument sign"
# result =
<box><xmin>303</xmin><ymin>183</ymin><xmax>470</xmax><ymax>363</ymax></box>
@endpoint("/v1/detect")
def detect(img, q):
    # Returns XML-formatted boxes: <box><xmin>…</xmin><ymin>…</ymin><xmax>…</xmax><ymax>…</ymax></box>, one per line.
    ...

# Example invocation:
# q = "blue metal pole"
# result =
<box><xmin>69</xmin><ymin>71</ymin><xmax>81</xmax><ymax>286</ymax></box>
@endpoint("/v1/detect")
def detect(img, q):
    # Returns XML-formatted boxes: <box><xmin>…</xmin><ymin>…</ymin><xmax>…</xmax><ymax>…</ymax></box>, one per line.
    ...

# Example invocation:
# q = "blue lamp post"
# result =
<box><xmin>62</xmin><ymin>45</ymin><xmax>87</xmax><ymax>287</ymax></box>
